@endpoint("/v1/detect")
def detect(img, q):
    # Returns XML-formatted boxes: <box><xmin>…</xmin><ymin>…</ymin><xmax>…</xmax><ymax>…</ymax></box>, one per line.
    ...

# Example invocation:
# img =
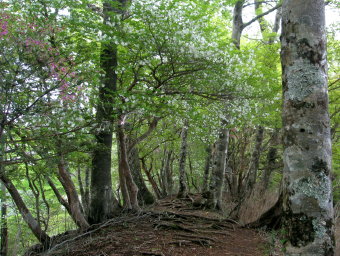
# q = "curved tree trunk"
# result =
<box><xmin>117</xmin><ymin>121</ymin><xmax>140</xmax><ymax>212</ymax></box>
<box><xmin>0</xmin><ymin>174</ymin><xmax>50</xmax><ymax>247</ymax></box>
<box><xmin>141</xmin><ymin>158</ymin><xmax>162</xmax><ymax>199</ymax></box>
<box><xmin>128</xmin><ymin>141</ymin><xmax>154</xmax><ymax>205</ymax></box>
<box><xmin>57</xmin><ymin>157</ymin><xmax>89</xmax><ymax>230</ymax></box>
<box><xmin>281</xmin><ymin>0</ymin><xmax>335</xmax><ymax>254</ymax></box>
<box><xmin>46</xmin><ymin>176</ymin><xmax>73</xmax><ymax>218</ymax></box>
<box><xmin>177</xmin><ymin>120</ymin><xmax>189</xmax><ymax>198</ymax></box>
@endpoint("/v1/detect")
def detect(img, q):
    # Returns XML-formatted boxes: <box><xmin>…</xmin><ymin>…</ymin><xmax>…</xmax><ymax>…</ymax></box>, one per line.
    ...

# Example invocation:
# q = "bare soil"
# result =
<box><xmin>26</xmin><ymin>195</ymin><xmax>280</xmax><ymax>256</ymax></box>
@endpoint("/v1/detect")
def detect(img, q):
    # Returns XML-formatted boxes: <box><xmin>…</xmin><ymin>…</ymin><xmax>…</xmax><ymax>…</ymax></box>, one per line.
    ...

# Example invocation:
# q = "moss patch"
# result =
<box><xmin>286</xmin><ymin>213</ymin><xmax>315</xmax><ymax>247</ymax></box>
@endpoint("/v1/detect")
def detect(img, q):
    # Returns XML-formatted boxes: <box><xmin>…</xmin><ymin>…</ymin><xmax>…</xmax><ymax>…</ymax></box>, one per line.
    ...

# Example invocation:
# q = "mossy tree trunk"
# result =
<box><xmin>281</xmin><ymin>0</ymin><xmax>335</xmax><ymax>254</ymax></box>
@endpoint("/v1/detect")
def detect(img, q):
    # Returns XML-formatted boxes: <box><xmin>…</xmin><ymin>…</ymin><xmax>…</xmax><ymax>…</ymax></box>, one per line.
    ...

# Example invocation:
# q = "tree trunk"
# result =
<box><xmin>116</xmin><ymin>121</ymin><xmax>140</xmax><ymax>212</ymax></box>
<box><xmin>202</xmin><ymin>146</ymin><xmax>212</xmax><ymax>193</ymax></box>
<box><xmin>0</xmin><ymin>174</ymin><xmax>50</xmax><ymax>247</ymax></box>
<box><xmin>1</xmin><ymin>182</ymin><xmax>8</xmax><ymax>256</ymax></box>
<box><xmin>232</xmin><ymin>1</ymin><xmax>245</xmax><ymax>49</ymax></box>
<box><xmin>77</xmin><ymin>167</ymin><xmax>90</xmax><ymax>217</ymax></box>
<box><xmin>160</xmin><ymin>149</ymin><xmax>173</xmax><ymax>196</ymax></box>
<box><xmin>57</xmin><ymin>157</ymin><xmax>89</xmax><ymax>230</ymax></box>
<box><xmin>206</xmin><ymin>127</ymin><xmax>229</xmax><ymax>210</ymax></box>
<box><xmin>88</xmin><ymin>0</ymin><xmax>126</xmax><ymax>224</ymax></box>
<box><xmin>141</xmin><ymin>158</ymin><xmax>162</xmax><ymax>199</ymax></box>
<box><xmin>281</xmin><ymin>0</ymin><xmax>335</xmax><ymax>254</ymax></box>
<box><xmin>46</xmin><ymin>176</ymin><xmax>73</xmax><ymax>218</ymax></box>
<box><xmin>268</xmin><ymin>6</ymin><xmax>282</xmax><ymax>44</ymax></box>
<box><xmin>246</xmin><ymin>126</ymin><xmax>264</xmax><ymax>193</ymax></box>
<box><xmin>177</xmin><ymin>120</ymin><xmax>189</xmax><ymax>198</ymax></box>
<box><xmin>128</xmin><ymin>140</ymin><xmax>154</xmax><ymax>205</ymax></box>
<box><xmin>261</xmin><ymin>128</ymin><xmax>281</xmax><ymax>190</ymax></box>
<box><xmin>254</xmin><ymin>0</ymin><xmax>270</xmax><ymax>35</ymax></box>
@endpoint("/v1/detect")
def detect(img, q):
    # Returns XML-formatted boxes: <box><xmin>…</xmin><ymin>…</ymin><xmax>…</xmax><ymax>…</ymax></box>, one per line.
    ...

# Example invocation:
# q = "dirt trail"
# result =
<box><xmin>26</xmin><ymin>195</ymin><xmax>276</xmax><ymax>256</ymax></box>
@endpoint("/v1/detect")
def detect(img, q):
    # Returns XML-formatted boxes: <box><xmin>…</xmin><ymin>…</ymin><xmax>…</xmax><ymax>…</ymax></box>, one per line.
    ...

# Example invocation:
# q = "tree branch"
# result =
<box><xmin>242</xmin><ymin>3</ymin><xmax>282</xmax><ymax>29</ymax></box>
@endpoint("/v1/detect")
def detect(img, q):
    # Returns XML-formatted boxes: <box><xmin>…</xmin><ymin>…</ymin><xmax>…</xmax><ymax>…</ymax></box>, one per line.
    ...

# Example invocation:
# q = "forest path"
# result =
<box><xmin>28</xmin><ymin>195</ymin><xmax>281</xmax><ymax>256</ymax></box>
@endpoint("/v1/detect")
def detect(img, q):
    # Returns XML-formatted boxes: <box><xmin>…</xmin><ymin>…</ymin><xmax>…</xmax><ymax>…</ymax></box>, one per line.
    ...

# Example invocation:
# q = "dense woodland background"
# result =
<box><xmin>0</xmin><ymin>0</ymin><xmax>339</xmax><ymax>255</ymax></box>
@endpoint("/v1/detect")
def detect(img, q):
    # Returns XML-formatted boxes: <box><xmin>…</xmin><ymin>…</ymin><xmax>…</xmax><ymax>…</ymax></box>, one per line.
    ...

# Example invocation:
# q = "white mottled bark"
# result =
<box><xmin>281</xmin><ymin>0</ymin><xmax>335</xmax><ymax>254</ymax></box>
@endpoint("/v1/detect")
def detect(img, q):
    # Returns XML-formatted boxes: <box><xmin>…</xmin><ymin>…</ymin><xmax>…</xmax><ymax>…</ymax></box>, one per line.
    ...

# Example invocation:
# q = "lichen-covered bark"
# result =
<box><xmin>281</xmin><ymin>0</ymin><xmax>335</xmax><ymax>254</ymax></box>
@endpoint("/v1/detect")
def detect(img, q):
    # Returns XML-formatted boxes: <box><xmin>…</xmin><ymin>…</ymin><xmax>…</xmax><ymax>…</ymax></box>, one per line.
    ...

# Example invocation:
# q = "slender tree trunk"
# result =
<box><xmin>160</xmin><ymin>149</ymin><xmax>167</xmax><ymax>196</ymax></box>
<box><xmin>166</xmin><ymin>152</ymin><xmax>174</xmax><ymax>195</ymax></box>
<box><xmin>206</xmin><ymin>128</ymin><xmax>229</xmax><ymax>210</ymax></box>
<box><xmin>0</xmin><ymin>174</ymin><xmax>50</xmax><ymax>247</ymax></box>
<box><xmin>141</xmin><ymin>159</ymin><xmax>162</xmax><ymax>199</ymax></box>
<box><xmin>202</xmin><ymin>146</ymin><xmax>212</xmax><ymax>193</ymax></box>
<box><xmin>77</xmin><ymin>167</ymin><xmax>90</xmax><ymax>217</ymax></box>
<box><xmin>57</xmin><ymin>157</ymin><xmax>89</xmax><ymax>230</ymax></box>
<box><xmin>188</xmin><ymin>154</ymin><xmax>198</xmax><ymax>192</ymax></box>
<box><xmin>254</xmin><ymin>0</ymin><xmax>269</xmax><ymax>35</ymax></box>
<box><xmin>1</xmin><ymin>182</ymin><xmax>7</xmax><ymax>256</ymax></box>
<box><xmin>25</xmin><ymin>164</ymin><xmax>41</xmax><ymax>229</ymax></box>
<box><xmin>46</xmin><ymin>176</ymin><xmax>73</xmax><ymax>218</ymax></box>
<box><xmin>268</xmin><ymin>6</ymin><xmax>282</xmax><ymax>44</ymax></box>
<box><xmin>281</xmin><ymin>0</ymin><xmax>335</xmax><ymax>254</ymax></box>
<box><xmin>261</xmin><ymin>128</ymin><xmax>281</xmax><ymax>190</ymax></box>
<box><xmin>116</xmin><ymin>121</ymin><xmax>140</xmax><ymax>212</ymax></box>
<box><xmin>177</xmin><ymin>120</ymin><xmax>189</xmax><ymax>198</ymax></box>
<box><xmin>160</xmin><ymin>148</ymin><xmax>173</xmax><ymax>196</ymax></box>
<box><xmin>128</xmin><ymin>140</ymin><xmax>154</xmax><ymax>205</ymax></box>
<box><xmin>246</xmin><ymin>126</ymin><xmax>264</xmax><ymax>193</ymax></box>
